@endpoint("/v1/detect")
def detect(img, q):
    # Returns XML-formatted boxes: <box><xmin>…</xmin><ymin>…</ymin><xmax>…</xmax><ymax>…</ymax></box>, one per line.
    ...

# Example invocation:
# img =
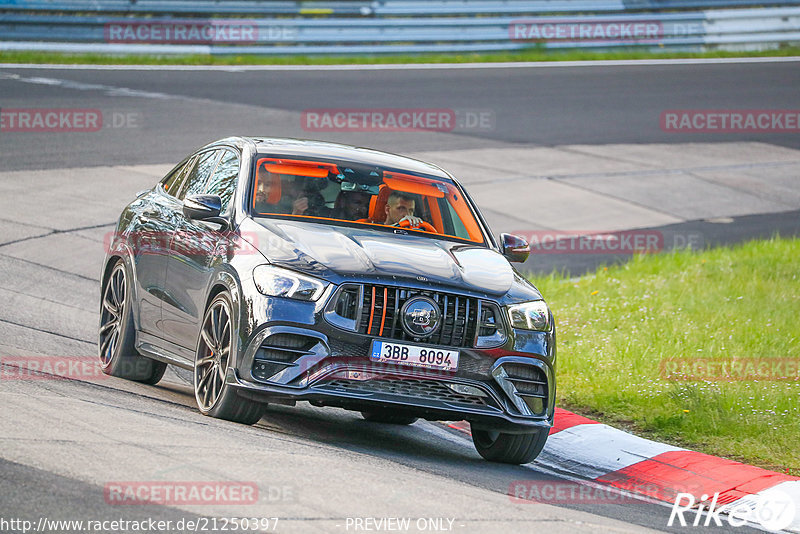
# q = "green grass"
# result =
<box><xmin>1</xmin><ymin>46</ymin><xmax>800</xmax><ymax>65</ymax></box>
<box><xmin>533</xmin><ymin>237</ymin><xmax>800</xmax><ymax>475</ymax></box>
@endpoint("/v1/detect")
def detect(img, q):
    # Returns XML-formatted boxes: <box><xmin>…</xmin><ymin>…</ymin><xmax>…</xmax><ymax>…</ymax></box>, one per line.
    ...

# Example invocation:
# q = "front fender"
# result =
<box><xmin>101</xmin><ymin>234</ymin><xmax>142</xmax><ymax>331</ymax></box>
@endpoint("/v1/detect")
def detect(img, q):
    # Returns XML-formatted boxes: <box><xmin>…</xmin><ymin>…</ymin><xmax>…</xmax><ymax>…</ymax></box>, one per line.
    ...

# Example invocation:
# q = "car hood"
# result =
<box><xmin>241</xmin><ymin>218</ymin><xmax>519</xmax><ymax>296</ymax></box>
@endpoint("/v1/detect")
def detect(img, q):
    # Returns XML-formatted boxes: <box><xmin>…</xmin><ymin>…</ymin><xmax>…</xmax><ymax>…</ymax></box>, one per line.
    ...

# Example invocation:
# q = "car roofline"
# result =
<box><xmin>252</xmin><ymin>137</ymin><xmax>454</xmax><ymax>180</ymax></box>
<box><xmin>195</xmin><ymin>136</ymin><xmax>464</xmax><ymax>185</ymax></box>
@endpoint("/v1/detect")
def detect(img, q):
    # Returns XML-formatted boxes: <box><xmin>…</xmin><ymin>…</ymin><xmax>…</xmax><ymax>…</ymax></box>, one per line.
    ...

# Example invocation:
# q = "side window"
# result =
<box><xmin>162</xmin><ymin>157</ymin><xmax>195</xmax><ymax>197</ymax></box>
<box><xmin>177</xmin><ymin>150</ymin><xmax>221</xmax><ymax>201</ymax></box>
<box><xmin>204</xmin><ymin>150</ymin><xmax>240</xmax><ymax>213</ymax></box>
<box><xmin>443</xmin><ymin>198</ymin><xmax>469</xmax><ymax>239</ymax></box>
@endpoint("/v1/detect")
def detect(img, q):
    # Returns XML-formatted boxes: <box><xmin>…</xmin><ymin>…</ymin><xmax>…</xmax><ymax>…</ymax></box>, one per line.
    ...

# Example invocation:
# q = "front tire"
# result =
<box><xmin>99</xmin><ymin>260</ymin><xmax>167</xmax><ymax>384</ymax></box>
<box><xmin>470</xmin><ymin>425</ymin><xmax>548</xmax><ymax>464</ymax></box>
<box><xmin>193</xmin><ymin>292</ymin><xmax>265</xmax><ymax>425</ymax></box>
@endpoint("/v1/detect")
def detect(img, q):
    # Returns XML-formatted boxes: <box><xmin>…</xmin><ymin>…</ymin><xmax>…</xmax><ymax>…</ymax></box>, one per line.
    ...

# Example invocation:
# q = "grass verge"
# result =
<box><xmin>1</xmin><ymin>47</ymin><xmax>800</xmax><ymax>65</ymax></box>
<box><xmin>533</xmin><ymin>236</ymin><xmax>800</xmax><ymax>475</ymax></box>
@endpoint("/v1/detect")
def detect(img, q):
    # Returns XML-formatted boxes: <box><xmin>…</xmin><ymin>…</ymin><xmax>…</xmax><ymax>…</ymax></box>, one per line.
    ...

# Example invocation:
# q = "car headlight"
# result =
<box><xmin>507</xmin><ymin>300</ymin><xmax>551</xmax><ymax>331</ymax></box>
<box><xmin>253</xmin><ymin>265</ymin><xmax>328</xmax><ymax>301</ymax></box>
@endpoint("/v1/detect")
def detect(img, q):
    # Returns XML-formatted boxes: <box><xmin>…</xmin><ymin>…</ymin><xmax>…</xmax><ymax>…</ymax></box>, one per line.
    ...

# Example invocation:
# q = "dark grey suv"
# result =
<box><xmin>100</xmin><ymin>137</ymin><xmax>556</xmax><ymax>464</ymax></box>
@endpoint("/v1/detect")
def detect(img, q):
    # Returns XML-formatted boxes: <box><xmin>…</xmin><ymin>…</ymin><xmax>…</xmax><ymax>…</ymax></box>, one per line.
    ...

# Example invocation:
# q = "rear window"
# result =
<box><xmin>251</xmin><ymin>157</ymin><xmax>485</xmax><ymax>244</ymax></box>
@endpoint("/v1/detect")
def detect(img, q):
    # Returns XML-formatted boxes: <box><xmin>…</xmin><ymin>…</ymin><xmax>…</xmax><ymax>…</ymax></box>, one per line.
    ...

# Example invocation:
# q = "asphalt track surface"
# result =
<box><xmin>1</xmin><ymin>60</ymin><xmax>797</xmax><ymax>533</ymax></box>
<box><xmin>1</xmin><ymin>60</ymin><xmax>799</xmax><ymax>170</ymax></box>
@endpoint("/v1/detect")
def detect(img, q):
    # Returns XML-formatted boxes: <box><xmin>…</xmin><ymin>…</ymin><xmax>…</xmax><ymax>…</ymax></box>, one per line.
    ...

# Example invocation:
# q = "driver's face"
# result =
<box><xmin>385</xmin><ymin>198</ymin><xmax>415</xmax><ymax>225</ymax></box>
<box><xmin>255</xmin><ymin>178</ymin><xmax>272</xmax><ymax>203</ymax></box>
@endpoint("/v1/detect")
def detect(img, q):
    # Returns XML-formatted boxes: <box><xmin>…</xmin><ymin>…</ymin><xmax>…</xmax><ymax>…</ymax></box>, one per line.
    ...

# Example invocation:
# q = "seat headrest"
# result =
<box><xmin>369</xmin><ymin>186</ymin><xmax>393</xmax><ymax>222</ymax></box>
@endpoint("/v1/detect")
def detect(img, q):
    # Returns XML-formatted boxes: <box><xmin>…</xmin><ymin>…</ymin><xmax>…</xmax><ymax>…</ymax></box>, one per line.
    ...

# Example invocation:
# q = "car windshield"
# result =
<box><xmin>250</xmin><ymin>156</ymin><xmax>485</xmax><ymax>243</ymax></box>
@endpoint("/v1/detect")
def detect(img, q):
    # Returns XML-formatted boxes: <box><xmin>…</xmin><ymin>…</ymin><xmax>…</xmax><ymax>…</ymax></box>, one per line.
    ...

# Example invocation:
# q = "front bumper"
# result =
<box><xmin>229</xmin><ymin>297</ymin><xmax>556</xmax><ymax>432</ymax></box>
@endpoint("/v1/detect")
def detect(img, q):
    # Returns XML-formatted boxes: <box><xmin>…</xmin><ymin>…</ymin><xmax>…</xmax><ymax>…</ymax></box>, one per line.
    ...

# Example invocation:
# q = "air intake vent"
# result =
<box><xmin>252</xmin><ymin>333</ymin><xmax>318</xmax><ymax>382</ymax></box>
<box><xmin>493</xmin><ymin>363</ymin><xmax>548</xmax><ymax>416</ymax></box>
<box><xmin>504</xmin><ymin>364</ymin><xmax>548</xmax><ymax>396</ymax></box>
<box><xmin>320</xmin><ymin>377</ymin><xmax>487</xmax><ymax>406</ymax></box>
<box><xmin>475</xmin><ymin>303</ymin><xmax>506</xmax><ymax>348</ymax></box>
<box><xmin>333</xmin><ymin>285</ymin><xmax>361</xmax><ymax>322</ymax></box>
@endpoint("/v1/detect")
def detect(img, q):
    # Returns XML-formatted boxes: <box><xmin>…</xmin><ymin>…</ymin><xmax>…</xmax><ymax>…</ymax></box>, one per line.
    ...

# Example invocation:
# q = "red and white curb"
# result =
<box><xmin>446</xmin><ymin>408</ymin><xmax>800</xmax><ymax>532</ymax></box>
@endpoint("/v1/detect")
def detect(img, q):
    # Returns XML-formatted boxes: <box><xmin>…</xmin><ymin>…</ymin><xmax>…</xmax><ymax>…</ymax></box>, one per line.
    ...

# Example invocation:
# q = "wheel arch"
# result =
<box><xmin>204</xmin><ymin>282</ymin><xmax>230</xmax><ymax>312</ymax></box>
<box><xmin>203</xmin><ymin>269</ymin><xmax>242</xmax><ymax>313</ymax></box>
<box><xmin>101</xmin><ymin>255</ymin><xmax>122</xmax><ymax>290</ymax></box>
<box><xmin>101</xmin><ymin>247</ymin><xmax>140</xmax><ymax>329</ymax></box>
<box><xmin>203</xmin><ymin>269</ymin><xmax>247</xmax><ymax>366</ymax></box>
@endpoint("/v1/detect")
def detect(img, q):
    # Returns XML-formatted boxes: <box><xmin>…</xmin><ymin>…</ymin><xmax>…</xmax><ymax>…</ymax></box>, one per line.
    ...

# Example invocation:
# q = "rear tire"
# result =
<box><xmin>360</xmin><ymin>410</ymin><xmax>418</xmax><ymax>425</ymax></box>
<box><xmin>194</xmin><ymin>292</ymin><xmax>266</xmax><ymax>425</ymax></box>
<box><xmin>470</xmin><ymin>425</ymin><xmax>548</xmax><ymax>464</ymax></box>
<box><xmin>99</xmin><ymin>260</ymin><xmax>167</xmax><ymax>384</ymax></box>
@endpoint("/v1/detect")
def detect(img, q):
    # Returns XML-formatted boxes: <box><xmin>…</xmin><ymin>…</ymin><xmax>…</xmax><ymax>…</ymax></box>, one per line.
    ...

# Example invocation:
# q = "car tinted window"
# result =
<box><xmin>161</xmin><ymin>157</ymin><xmax>195</xmax><ymax>197</ymax></box>
<box><xmin>204</xmin><ymin>150</ymin><xmax>239</xmax><ymax>213</ymax></box>
<box><xmin>177</xmin><ymin>150</ymin><xmax>221</xmax><ymax>201</ymax></box>
<box><xmin>442</xmin><ymin>198</ymin><xmax>469</xmax><ymax>238</ymax></box>
<box><xmin>250</xmin><ymin>156</ymin><xmax>485</xmax><ymax>244</ymax></box>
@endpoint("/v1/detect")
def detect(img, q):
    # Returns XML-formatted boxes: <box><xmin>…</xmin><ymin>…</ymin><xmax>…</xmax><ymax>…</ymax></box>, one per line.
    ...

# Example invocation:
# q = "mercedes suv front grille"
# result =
<box><xmin>325</xmin><ymin>283</ymin><xmax>505</xmax><ymax>349</ymax></box>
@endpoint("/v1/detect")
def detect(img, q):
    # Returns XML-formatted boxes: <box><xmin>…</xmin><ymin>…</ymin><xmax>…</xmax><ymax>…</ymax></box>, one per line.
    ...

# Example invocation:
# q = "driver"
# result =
<box><xmin>383</xmin><ymin>191</ymin><xmax>424</xmax><ymax>227</ymax></box>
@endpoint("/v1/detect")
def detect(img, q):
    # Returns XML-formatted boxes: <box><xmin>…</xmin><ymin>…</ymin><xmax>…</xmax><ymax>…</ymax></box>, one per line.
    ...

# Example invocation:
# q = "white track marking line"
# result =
<box><xmin>1</xmin><ymin>56</ymin><xmax>799</xmax><ymax>72</ymax></box>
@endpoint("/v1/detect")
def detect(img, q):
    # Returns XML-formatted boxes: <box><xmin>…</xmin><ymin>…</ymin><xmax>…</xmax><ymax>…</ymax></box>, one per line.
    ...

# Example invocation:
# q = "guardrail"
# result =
<box><xmin>2</xmin><ymin>0</ymin><xmax>800</xmax><ymax>15</ymax></box>
<box><xmin>1</xmin><ymin>2</ymin><xmax>799</xmax><ymax>54</ymax></box>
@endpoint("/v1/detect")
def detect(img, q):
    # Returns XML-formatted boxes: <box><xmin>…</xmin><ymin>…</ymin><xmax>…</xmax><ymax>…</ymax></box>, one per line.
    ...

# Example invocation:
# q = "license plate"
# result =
<box><xmin>370</xmin><ymin>340</ymin><xmax>459</xmax><ymax>371</ymax></box>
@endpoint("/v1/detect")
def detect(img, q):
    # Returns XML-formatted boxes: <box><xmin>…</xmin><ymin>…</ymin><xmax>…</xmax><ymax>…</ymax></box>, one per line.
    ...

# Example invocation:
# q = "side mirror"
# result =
<box><xmin>500</xmin><ymin>233</ymin><xmax>530</xmax><ymax>263</ymax></box>
<box><xmin>183</xmin><ymin>194</ymin><xmax>227</xmax><ymax>228</ymax></box>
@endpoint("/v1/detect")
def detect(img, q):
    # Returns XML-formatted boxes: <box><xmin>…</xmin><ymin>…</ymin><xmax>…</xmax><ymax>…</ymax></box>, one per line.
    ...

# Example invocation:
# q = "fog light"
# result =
<box><xmin>446</xmin><ymin>383</ymin><xmax>487</xmax><ymax>397</ymax></box>
<box><xmin>523</xmin><ymin>396</ymin><xmax>544</xmax><ymax>415</ymax></box>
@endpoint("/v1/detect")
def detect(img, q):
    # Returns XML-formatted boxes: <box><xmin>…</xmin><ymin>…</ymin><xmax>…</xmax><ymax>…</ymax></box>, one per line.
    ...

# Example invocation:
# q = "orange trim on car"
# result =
<box><xmin>426</xmin><ymin>195</ymin><xmax>444</xmax><ymax>232</ymax></box>
<box><xmin>379</xmin><ymin>287</ymin><xmax>388</xmax><ymax>336</ymax></box>
<box><xmin>383</xmin><ymin>174</ymin><xmax>445</xmax><ymax>198</ymax></box>
<box><xmin>256</xmin><ymin>157</ymin><xmax>339</xmax><ymax>178</ymax></box>
<box><xmin>367</xmin><ymin>286</ymin><xmax>376</xmax><ymax>335</ymax></box>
